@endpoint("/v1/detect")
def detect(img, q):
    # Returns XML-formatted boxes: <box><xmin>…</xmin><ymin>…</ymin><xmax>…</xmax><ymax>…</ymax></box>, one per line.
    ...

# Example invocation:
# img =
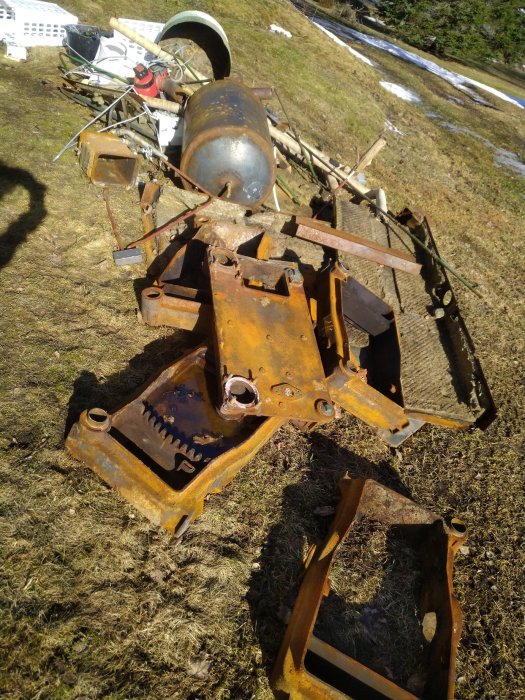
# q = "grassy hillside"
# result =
<box><xmin>0</xmin><ymin>1</ymin><xmax>524</xmax><ymax>698</ymax></box>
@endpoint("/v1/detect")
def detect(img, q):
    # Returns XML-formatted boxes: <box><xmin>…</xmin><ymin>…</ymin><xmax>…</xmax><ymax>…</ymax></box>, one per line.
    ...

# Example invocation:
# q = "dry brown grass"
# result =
<box><xmin>0</xmin><ymin>1</ymin><xmax>524</xmax><ymax>698</ymax></box>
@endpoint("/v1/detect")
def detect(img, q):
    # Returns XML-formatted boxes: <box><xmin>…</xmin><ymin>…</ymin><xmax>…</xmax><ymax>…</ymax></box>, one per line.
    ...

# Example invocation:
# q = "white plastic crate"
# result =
<box><xmin>114</xmin><ymin>18</ymin><xmax>164</xmax><ymax>63</ymax></box>
<box><xmin>0</xmin><ymin>0</ymin><xmax>77</xmax><ymax>47</ymax></box>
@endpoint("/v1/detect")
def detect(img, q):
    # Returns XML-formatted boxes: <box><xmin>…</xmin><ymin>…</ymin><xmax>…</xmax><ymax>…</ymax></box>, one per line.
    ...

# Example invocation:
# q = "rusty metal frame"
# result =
<box><xmin>66</xmin><ymin>346</ymin><xmax>284</xmax><ymax>535</ymax></box>
<box><xmin>208</xmin><ymin>247</ymin><xmax>333</xmax><ymax>422</ymax></box>
<box><xmin>271</xmin><ymin>476</ymin><xmax>467</xmax><ymax>700</ymax></box>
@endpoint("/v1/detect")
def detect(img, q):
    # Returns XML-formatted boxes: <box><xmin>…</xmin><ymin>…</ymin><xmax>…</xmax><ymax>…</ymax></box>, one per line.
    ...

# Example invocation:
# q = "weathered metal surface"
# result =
<box><xmin>334</xmin><ymin>198</ymin><xmax>494</xmax><ymax>430</ymax></box>
<box><xmin>141</xmin><ymin>285</ymin><xmax>211</xmax><ymax>333</ymax></box>
<box><xmin>180</xmin><ymin>79</ymin><xmax>276</xmax><ymax>207</ymax></box>
<box><xmin>78</xmin><ymin>130</ymin><xmax>138</xmax><ymax>188</ymax></box>
<box><xmin>295</xmin><ymin>216</ymin><xmax>421</xmax><ymax>275</ymax></box>
<box><xmin>327</xmin><ymin>362</ymin><xmax>408</xmax><ymax>433</ymax></box>
<box><xmin>66</xmin><ymin>346</ymin><xmax>284</xmax><ymax>534</ymax></box>
<box><xmin>208</xmin><ymin>247</ymin><xmax>332</xmax><ymax>422</ymax></box>
<box><xmin>271</xmin><ymin>475</ymin><xmax>467</xmax><ymax>700</ymax></box>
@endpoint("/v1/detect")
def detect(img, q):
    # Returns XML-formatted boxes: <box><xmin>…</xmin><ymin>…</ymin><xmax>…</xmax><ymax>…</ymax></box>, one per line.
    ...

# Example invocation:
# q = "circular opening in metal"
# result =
<box><xmin>145</xmin><ymin>288</ymin><xmax>162</xmax><ymax>299</ymax></box>
<box><xmin>214</xmin><ymin>252</ymin><xmax>235</xmax><ymax>267</ymax></box>
<box><xmin>85</xmin><ymin>408</ymin><xmax>110</xmax><ymax>432</ymax></box>
<box><xmin>442</xmin><ymin>289</ymin><xmax>453</xmax><ymax>307</ymax></box>
<box><xmin>449</xmin><ymin>518</ymin><xmax>467</xmax><ymax>537</ymax></box>
<box><xmin>224</xmin><ymin>375</ymin><xmax>259</xmax><ymax>408</ymax></box>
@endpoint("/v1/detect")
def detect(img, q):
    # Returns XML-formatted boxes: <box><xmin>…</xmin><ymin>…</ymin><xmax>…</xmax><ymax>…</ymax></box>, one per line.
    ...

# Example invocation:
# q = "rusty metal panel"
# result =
<box><xmin>295</xmin><ymin>216</ymin><xmax>421</xmax><ymax>275</ymax></box>
<box><xmin>66</xmin><ymin>346</ymin><xmax>284</xmax><ymax>535</ymax></box>
<box><xmin>208</xmin><ymin>247</ymin><xmax>333</xmax><ymax>422</ymax></box>
<box><xmin>78</xmin><ymin>130</ymin><xmax>138</xmax><ymax>188</ymax></box>
<box><xmin>271</xmin><ymin>476</ymin><xmax>467</xmax><ymax>700</ymax></box>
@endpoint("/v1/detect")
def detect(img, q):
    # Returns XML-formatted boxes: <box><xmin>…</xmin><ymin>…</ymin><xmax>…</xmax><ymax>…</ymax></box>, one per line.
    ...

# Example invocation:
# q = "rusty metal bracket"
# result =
<box><xmin>66</xmin><ymin>346</ymin><xmax>284</xmax><ymax>535</ymax></box>
<box><xmin>141</xmin><ymin>285</ymin><xmax>212</xmax><ymax>333</ymax></box>
<box><xmin>271</xmin><ymin>475</ymin><xmax>467</xmax><ymax>700</ymax></box>
<box><xmin>208</xmin><ymin>247</ymin><xmax>333</xmax><ymax>422</ymax></box>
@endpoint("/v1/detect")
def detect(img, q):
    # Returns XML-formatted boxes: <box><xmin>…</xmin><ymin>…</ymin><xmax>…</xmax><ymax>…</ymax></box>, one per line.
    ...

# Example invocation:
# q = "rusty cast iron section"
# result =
<box><xmin>271</xmin><ymin>476</ymin><xmax>467</xmax><ymax>700</ymax></box>
<box><xmin>66</xmin><ymin>346</ymin><xmax>284</xmax><ymax>535</ymax></box>
<box><xmin>208</xmin><ymin>248</ymin><xmax>333</xmax><ymax>423</ymax></box>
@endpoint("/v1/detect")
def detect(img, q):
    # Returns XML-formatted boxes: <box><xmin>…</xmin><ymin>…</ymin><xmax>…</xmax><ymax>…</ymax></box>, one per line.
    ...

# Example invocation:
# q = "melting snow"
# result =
<box><xmin>314</xmin><ymin>17</ymin><xmax>524</xmax><ymax>110</ymax></box>
<box><xmin>439</xmin><ymin>121</ymin><xmax>525</xmax><ymax>178</ymax></box>
<box><xmin>379</xmin><ymin>81</ymin><xmax>421</xmax><ymax>102</ymax></box>
<box><xmin>314</xmin><ymin>21</ymin><xmax>375</xmax><ymax>66</ymax></box>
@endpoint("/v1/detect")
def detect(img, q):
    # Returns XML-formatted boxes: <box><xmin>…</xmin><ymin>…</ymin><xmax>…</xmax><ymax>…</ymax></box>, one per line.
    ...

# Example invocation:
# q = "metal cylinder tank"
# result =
<box><xmin>180</xmin><ymin>79</ymin><xmax>276</xmax><ymax>207</ymax></box>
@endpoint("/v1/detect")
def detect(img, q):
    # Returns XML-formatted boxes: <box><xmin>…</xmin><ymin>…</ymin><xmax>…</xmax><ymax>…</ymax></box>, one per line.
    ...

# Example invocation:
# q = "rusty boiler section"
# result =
<box><xmin>180</xmin><ymin>79</ymin><xmax>276</xmax><ymax>207</ymax></box>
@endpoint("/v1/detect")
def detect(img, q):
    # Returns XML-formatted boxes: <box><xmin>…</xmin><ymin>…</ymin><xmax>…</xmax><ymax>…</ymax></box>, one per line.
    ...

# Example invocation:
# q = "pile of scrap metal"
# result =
<box><xmin>59</xmin><ymin>12</ymin><xmax>494</xmax><ymax>699</ymax></box>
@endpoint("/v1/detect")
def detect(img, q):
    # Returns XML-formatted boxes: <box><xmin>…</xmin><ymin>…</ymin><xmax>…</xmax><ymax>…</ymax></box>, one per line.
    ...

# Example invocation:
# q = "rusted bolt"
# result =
<box><xmin>316</xmin><ymin>400</ymin><xmax>334</xmax><ymax>418</ymax></box>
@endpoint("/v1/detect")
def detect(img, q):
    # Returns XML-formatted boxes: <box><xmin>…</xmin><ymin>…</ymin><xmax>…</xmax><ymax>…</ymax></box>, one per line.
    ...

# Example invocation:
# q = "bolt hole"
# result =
<box><xmin>449</xmin><ymin>518</ymin><xmax>467</xmax><ymax>537</ymax></box>
<box><xmin>224</xmin><ymin>376</ymin><xmax>259</xmax><ymax>407</ymax></box>
<box><xmin>85</xmin><ymin>408</ymin><xmax>110</xmax><ymax>431</ymax></box>
<box><xmin>229</xmin><ymin>380</ymin><xmax>257</xmax><ymax>404</ymax></box>
<box><xmin>145</xmin><ymin>288</ymin><xmax>162</xmax><ymax>299</ymax></box>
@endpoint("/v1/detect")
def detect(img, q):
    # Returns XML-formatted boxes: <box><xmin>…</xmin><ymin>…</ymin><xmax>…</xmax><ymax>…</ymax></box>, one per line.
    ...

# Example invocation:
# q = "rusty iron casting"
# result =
<box><xmin>141</xmin><ymin>285</ymin><xmax>211</xmax><ymax>333</ymax></box>
<box><xmin>78</xmin><ymin>130</ymin><xmax>138</xmax><ymax>189</ymax></box>
<box><xmin>208</xmin><ymin>247</ymin><xmax>333</xmax><ymax>423</ymax></box>
<box><xmin>295</xmin><ymin>216</ymin><xmax>421</xmax><ymax>275</ymax></box>
<box><xmin>271</xmin><ymin>475</ymin><xmax>467</xmax><ymax>700</ymax></box>
<box><xmin>66</xmin><ymin>346</ymin><xmax>284</xmax><ymax>535</ymax></box>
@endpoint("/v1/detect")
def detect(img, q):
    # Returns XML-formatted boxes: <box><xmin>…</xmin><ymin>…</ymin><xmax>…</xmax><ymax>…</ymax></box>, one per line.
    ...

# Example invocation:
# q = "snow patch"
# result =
<box><xmin>380</xmin><ymin>81</ymin><xmax>421</xmax><ymax>102</ymax></box>
<box><xmin>314</xmin><ymin>17</ymin><xmax>524</xmax><ymax>110</ymax></box>
<box><xmin>384</xmin><ymin>120</ymin><xmax>405</xmax><ymax>136</ymax></box>
<box><xmin>313</xmin><ymin>21</ymin><xmax>375</xmax><ymax>66</ymax></box>
<box><xmin>269</xmin><ymin>24</ymin><xmax>292</xmax><ymax>39</ymax></box>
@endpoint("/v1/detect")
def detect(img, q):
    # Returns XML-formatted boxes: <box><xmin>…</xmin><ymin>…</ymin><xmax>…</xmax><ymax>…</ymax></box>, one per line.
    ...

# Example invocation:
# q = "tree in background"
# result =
<box><xmin>379</xmin><ymin>0</ymin><xmax>525</xmax><ymax>63</ymax></box>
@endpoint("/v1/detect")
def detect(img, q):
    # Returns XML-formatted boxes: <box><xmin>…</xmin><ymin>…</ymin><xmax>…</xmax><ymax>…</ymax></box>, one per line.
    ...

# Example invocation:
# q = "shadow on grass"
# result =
<box><xmin>0</xmin><ymin>160</ymin><xmax>47</xmax><ymax>269</ymax></box>
<box><xmin>247</xmin><ymin>433</ymin><xmax>427</xmax><ymax>691</ymax></box>
<box><xmin>64</xmin><ymin>333</ymin><xmax>198</xmax><ymax>439</ymax></box>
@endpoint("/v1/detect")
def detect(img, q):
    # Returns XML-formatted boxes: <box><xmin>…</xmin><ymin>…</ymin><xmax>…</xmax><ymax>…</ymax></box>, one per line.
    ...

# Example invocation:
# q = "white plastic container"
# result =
<box><xmin>0</xmin><ymin>0</ymin><xmax>77</xmax><ymax>47</ymax></box>
<box><xmin>113</xmin><ymin>18</ymin><xmax>164</xmax><ymax>63</ymax></box>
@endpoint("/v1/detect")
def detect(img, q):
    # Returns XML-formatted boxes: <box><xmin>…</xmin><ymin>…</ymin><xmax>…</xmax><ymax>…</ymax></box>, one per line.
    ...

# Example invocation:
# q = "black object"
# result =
<box><xmin>64</xmin><ymin>24</ymin><xmax>114</xmax><ymax>62</ymax></box>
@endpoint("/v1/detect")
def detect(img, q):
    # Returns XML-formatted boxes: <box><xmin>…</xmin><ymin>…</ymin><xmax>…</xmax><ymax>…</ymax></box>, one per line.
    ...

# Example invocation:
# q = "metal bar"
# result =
<box><xmin>295</xmin><ymin>217</ymin><xmax>421</xmax><ymax>275</ymax></box>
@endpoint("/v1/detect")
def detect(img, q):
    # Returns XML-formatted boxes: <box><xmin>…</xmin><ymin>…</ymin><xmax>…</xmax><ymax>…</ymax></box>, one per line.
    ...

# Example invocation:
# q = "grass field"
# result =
<box><xmin>0</xmin><ymin>1</ymin><xmax>524</xmax><ymax>698</ymax></box>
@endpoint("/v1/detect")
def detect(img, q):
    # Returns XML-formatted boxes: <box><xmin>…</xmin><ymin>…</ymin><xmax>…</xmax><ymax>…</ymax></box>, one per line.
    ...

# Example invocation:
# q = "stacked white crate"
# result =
<box><xmin>0</xmin><ymin>0</ymin><xmax>77</xmax><ymax>47</ymax></box>
<box><xmin>114</xmin><ymin>18</ymin><xmax>164</xmax><ymax>63</ymax></box>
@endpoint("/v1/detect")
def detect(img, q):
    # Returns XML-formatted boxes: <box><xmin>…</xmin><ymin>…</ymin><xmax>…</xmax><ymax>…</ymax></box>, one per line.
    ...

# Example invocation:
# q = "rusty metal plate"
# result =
<box><xmin>271</xmin><ymin>476</ymin><xmax>467</xmax><ymax>700</ymax></box>
<box><xmin>66</xmin><ymin>346</ymin><xmax>284</xmax><ymax>535</ymax></box>
<box><xmin>207</xmin><ymin>247</ymin><xmax>333</xmax><ymax>422</ymax></box>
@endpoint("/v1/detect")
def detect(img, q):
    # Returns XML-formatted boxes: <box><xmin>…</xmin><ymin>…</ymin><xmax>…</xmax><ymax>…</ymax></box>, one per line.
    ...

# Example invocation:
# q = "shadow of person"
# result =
<box><xmin>64</xmin><ymin>332</ymin><xmax>196</xmax><ymax>439</ymax></box>
<box><xmin>247</xmin><ymin>430</ymin><xmax>417</xmax><ymax>688</ymax></box>
<box><xmin>0</xmin><ymin>160</ymin><xmax>47</xmax><ymax>269</ymax></box>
